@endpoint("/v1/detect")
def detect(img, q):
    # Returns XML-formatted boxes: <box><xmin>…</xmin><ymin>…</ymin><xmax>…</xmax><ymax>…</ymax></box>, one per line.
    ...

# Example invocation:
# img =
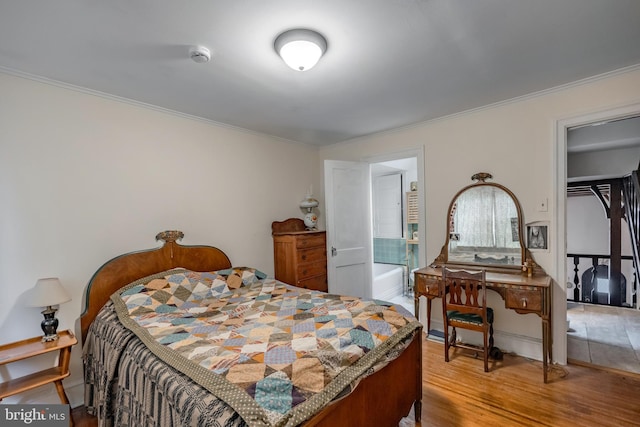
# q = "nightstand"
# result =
<box><xmin>0</xmin><ymin>330</ymin><xmax>77</xmax><ymax>405</ymax></box>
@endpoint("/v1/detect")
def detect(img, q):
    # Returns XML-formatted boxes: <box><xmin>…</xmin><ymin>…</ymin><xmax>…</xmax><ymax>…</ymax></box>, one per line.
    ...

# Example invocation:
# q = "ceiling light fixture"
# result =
<box><xmin>274</xmin><ymin>29</ymin><xmax>327</xmax><ymax>72</ymax></box>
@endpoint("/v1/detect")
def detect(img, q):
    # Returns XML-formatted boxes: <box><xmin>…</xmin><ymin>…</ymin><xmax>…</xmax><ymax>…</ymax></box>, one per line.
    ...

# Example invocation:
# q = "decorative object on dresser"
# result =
<box><xmin>26</xmin><ymin>278</ymin><xmax>72</xmax><ymax>341</ymax></box>
<box><xmin>299</xmin><ymin>190</ymin><xmax>320</xmax><ymax>230</ymax></box>
<box><xmin>272</xmin><ymin>218</ymin><xmax>327</xmax><ymax>291</ymax></box>
<box><xmin>414</xmin><ymin>172</ymin><xmax>553</xmax><ymax>382</ymax></box>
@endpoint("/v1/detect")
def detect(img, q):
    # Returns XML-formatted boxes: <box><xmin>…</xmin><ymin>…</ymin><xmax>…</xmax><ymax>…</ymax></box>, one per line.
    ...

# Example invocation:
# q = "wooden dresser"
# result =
<box><xmin>272</xmin><ymin>218</ymin><xmax>327</xmax><ymax>292</ymax></box>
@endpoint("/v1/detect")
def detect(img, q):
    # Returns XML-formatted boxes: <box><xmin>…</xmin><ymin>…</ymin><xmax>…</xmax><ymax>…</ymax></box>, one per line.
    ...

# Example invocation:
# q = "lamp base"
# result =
<box><xmin>304</xmin><ymin>212</ymin><xmax>318</xmax><ymax>230</ymax></box>
<box><xmin>41</xmin><ymin>306</ymin><xmax>60</xmax><ymax>342</ymax></box>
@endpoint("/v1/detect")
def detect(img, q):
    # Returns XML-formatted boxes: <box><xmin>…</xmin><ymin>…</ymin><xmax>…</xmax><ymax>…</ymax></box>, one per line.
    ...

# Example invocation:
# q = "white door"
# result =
<box><xmin>324</xmin><ymin>160</ymin><xmax>372</xmax><ymax>298</ymax></box>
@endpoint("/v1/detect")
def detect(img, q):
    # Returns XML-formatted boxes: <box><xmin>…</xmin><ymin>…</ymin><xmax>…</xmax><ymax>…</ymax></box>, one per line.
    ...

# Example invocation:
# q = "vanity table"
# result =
<box><xmin>415</xmin><ymin>172</ymin><xmax>552</xmax><ymax>382</ymax></box>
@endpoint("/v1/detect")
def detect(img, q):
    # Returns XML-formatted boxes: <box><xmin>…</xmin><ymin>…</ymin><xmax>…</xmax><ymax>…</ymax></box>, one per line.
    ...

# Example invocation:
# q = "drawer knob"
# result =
<box><xmin>521</xmin><ymin>298</ymin><xmax>528</xmax><ymax>308</ymax></box>
<box><xmin>301</xmin><ymin>255</ymin><xmax>307</xmax><ymax>260</ymax></box>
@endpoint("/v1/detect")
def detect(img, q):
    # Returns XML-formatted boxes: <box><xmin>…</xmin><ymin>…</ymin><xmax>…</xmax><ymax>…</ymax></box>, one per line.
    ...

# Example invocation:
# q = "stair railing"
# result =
<box><xmin>622</xmin><ymin>163</ymin><xmax>640</xmax><ymax>309</ymax></box>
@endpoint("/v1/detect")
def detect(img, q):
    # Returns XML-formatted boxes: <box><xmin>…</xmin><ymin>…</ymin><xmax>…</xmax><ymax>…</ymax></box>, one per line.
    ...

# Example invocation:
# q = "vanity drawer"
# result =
<box><xmin>506</xmin><ymin>289</ymin><xmax>542</xmax><ymax>311</ymax></box>
<box><xmin>415</xmin><ymin>274</ymin><xmax>440</xmax><ymax>296</ymax></box>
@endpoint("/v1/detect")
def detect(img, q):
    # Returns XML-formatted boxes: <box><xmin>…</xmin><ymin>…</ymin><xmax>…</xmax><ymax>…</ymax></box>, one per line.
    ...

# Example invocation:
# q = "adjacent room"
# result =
<box><xmin>1</xmin><ymin>1</ymin><xmax>640</xmax><ymax>426</ymax></box>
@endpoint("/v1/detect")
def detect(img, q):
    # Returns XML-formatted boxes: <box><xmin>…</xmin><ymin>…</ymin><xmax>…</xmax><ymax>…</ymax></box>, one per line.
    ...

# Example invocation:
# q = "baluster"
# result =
<box><xmin>573</xmin><ymin>256</ymin><xmax>580</xmax><ymax>301</ymax></box>
<box><xmin>589</xmin><ymin>256</ymin><xmax>599</xmax><ymax>303</ymax></box>
<box><xmin>634</xmin><ymin>260</ymin><xmax>638</xmax><ymax>310</ymax></box>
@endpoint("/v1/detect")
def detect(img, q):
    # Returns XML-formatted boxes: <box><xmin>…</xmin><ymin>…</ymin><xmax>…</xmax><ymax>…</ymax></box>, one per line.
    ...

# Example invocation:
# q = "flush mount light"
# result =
<box><xmin>274</xmin><ymin>29</ymin><xmax>327</xmax><ymax>71</ymax></box>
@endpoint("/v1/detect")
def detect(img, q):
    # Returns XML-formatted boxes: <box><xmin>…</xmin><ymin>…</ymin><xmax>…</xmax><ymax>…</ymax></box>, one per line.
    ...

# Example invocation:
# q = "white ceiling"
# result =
<box><xmin>1</xmin><ymin>1</ymin><xmax>640</xmax><ymax>146</ymax></box>
<box><xmin>568</xmin><ymin>116</ymin><xmax>640</xmax><ymax>153</ymax></box>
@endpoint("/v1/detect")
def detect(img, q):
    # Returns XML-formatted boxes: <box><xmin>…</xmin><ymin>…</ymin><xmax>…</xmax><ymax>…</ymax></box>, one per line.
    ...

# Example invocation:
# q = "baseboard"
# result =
<box><xmin>427</xmin><ymin>320</ymin><xmax>544</xmax><ymax>362</ymax></box>
<box><xmin>66</xmin><ymin>380</ymin><xmax>85</xmax><ymax>408</ymax></box>
<box><xmin>426</xmin><ymin>329</ymin><xmax>444</xmax><ymax>343</ymax></box>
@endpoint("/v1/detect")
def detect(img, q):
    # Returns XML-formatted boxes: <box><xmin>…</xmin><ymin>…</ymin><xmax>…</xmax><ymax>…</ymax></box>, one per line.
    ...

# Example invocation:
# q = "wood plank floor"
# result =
<box><xmin>71</xmin><ymin>337</ymin><xmax>640</xmax><ymax>426</ymax></box>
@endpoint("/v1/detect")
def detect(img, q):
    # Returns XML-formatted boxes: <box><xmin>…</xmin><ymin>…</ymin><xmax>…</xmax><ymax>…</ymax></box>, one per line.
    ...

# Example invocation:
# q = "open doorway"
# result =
<box><xmin>370</xmin><ymin>156</ymin><xmax>419</xmax><ymax>315</ymax></box>
<box><xmin>564</xmin><ymin>114</ymin><xmax>640</xmax><ymax>374</ymax></box>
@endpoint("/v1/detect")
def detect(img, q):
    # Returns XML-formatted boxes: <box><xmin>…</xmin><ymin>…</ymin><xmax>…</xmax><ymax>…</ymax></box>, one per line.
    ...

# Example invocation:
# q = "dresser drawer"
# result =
<box><xmin>297</xmin><ymin>261</ymin><xmax>326</xmax><ymax>279</ymax></box>
<box><xmin>415</xmin><ymin>274</ymin><xmax>440</xmax><ymax>296</ymax></box>
<box><xmin>297</xmin><ymin>246</ymin><xmax>326</xmax><ymax>263</ymax></box>
<box><xmin>505</xmin><ymin>289</ymin><xmax>542</xmax><ymax>311</ymax></box>
<box><xmin>296</xmin><ymin>233</ymin><xmax>326</xmax><ymax>249</ymax></box>
<box><xmin>297</xmin><ymin>275</ymin><xmax>328</xmax><ymax>291</ymax></box>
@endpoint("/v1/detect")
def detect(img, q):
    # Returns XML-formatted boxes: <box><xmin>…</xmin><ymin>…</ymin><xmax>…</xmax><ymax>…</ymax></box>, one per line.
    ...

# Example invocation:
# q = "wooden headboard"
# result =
<box><xmin>79</xmin><ymin>230</ymin><xmax>232</xmax><ymax>343</ymax></box>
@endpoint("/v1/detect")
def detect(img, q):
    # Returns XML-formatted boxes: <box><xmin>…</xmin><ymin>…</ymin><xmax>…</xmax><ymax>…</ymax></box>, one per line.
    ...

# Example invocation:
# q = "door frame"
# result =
<box><xmin>554</xmin><ymin>101</ymin><xmax>640</xmax><ymax>364</ymax></box>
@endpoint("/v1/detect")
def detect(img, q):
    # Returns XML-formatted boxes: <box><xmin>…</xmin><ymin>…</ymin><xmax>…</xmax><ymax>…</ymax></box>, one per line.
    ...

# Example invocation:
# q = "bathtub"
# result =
<box><xmin>372</xmin><ymin>263</ymin><xmax>405</xmax><ymax>301</ymax></box>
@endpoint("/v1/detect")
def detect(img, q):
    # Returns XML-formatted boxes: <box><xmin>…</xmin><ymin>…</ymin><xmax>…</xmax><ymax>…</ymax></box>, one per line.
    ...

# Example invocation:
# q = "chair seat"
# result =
<box><xmin>446</xmin><ymin>307</ymin><xmax>494</xmax><ymax>325</ymax></box>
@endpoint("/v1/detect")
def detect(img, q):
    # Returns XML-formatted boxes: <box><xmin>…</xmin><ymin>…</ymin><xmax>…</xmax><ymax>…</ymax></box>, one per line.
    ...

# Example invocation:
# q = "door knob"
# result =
<box><xmin>331</xmin><ymin>246</ymin><xmax>337</xmax><ymax>257</ymax></box>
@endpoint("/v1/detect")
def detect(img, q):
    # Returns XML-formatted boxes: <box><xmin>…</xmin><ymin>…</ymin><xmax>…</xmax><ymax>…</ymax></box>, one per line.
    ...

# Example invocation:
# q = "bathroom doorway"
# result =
<box><xmin>370</xmin><ymin>155</ymin><xmax>420</xmax><ymax>314</ymax></box>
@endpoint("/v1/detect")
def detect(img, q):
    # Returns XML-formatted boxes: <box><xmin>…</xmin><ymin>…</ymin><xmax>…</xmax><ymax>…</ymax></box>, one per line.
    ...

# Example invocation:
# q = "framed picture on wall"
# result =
<box><xmin>526</xmin><ymin>221</ymin><xmax>549</xmax><ymax>251</ymax></box>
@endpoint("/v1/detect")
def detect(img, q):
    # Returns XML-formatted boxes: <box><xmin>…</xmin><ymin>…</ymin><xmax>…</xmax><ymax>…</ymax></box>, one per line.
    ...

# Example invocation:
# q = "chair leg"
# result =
<box><xmin>484</xmin><ymin>321</ymin><xmax>496</xmax><ymax>372</ymax></box>
<box><xmin>489</xmin><ymin>322</ymin><xmax>494</xmax><ymax>350</ymax></box>
<box><xmin>443</xmin><ymin>324</ymin><xmax>450</xmax><ymax>362</ymax></box>
<box><xmin>483</xmin><ymin>328</ymin><xmax>489</xmax><ymax>372</ymax></box>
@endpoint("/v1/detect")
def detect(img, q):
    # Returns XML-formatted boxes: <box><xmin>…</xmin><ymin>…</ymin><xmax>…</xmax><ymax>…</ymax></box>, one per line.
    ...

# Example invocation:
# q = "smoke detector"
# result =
<box><xmin>189</xmin><ymin>45</ymin><xmax>211</xmax><ymax>63</ymax></box>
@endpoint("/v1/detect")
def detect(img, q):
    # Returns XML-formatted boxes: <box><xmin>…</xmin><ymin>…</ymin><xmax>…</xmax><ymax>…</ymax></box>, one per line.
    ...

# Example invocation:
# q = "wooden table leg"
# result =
<box><xmin>53</xmin><ymin>380</ymin><xmax>69</xmax><ymax>404</ymax></box>
<box><xmin>426</xmin><ymin>297</ymin><xmax>432</xmax><ymax>335</ymax></box>
<box><xmin>414</xmin><ymin>294</ymin><xmax>433</xmax><ymax>336</ymax></box>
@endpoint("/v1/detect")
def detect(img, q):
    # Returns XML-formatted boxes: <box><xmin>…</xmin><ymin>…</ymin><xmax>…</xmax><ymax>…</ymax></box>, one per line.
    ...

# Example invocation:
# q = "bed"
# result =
<box><xmin>80</xmin><ymin>231</ymin><xmax>423</xmax><ymax>427</ymax></box>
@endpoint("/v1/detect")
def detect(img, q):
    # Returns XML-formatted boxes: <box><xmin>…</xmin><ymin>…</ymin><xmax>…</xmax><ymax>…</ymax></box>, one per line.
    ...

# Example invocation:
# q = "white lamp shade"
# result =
<box><xmin>27</xmin><ymin>277</ymin><xmax>71</xmax><ymax>308</ymax></box>
<box><xmin>279</xmin><ymin>40</ymin><xmax>323</xmax><ymax>71</ymax></box>
<box><xmin>300</xmin><ymin>197</ymin><xmax>319</xmax><ymax>209</ymax></box>
<box><xmin>275</xmin><ymin>29</ymin><xmax>327</xmax><ymax>71</ymax></box>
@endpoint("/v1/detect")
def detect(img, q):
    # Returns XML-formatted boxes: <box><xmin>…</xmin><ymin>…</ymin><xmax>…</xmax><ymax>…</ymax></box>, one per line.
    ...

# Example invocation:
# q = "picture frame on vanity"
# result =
<box><xmin>526</xmin><ymin>221</ymin><xmax>549</xmax><ymax>251</ymax></box>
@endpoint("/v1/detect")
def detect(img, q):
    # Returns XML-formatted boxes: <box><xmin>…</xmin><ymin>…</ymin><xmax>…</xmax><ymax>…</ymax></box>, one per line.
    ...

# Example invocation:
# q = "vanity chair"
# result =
<box><xmin>442</xmin><ymin>267</ymin><xmax>494</xmax><ymax>372</ymax></box>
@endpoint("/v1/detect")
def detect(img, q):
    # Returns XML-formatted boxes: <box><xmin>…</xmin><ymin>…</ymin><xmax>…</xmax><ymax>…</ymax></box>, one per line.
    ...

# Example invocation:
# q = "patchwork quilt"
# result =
<box><xmin>110</xmin><ymin>267</ymin><xmax>421</xmax><ymax>427</ymax></box>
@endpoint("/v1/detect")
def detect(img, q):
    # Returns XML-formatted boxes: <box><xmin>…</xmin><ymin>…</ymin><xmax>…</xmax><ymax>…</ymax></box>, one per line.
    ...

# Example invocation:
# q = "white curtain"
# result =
<box><xmin>454</xmin><ymin>186</ymin><xmax>519</xmax><ymax>249</ymax></box>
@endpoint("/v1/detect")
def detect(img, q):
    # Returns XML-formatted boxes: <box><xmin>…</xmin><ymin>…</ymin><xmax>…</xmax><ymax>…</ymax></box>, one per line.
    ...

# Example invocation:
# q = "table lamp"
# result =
<box><xmin>27</xmin><ymin>277</ymin><xmax>72</xmax><ymax>341</ymax></box>
<box><xmin>300</xmin><ymin>191</ymin><xmax>319</xmax><ymax>230</ymax></box>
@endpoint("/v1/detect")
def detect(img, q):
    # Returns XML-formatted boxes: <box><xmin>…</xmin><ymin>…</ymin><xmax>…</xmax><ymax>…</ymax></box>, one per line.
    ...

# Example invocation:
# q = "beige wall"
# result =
<box><xmin>319</xmin><ymin>67</ymin><xmax>640</xmax><ymax>364</ymax></box>
<box><xmin>0</xmin><ymin>72</ymin><xmax>321</xmax><ymax>404</ymax></box>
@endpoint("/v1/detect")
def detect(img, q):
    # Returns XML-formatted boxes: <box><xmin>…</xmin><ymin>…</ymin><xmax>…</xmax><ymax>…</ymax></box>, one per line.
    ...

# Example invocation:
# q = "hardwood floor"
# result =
<box><xmin>71</xmin><ymin>337</ymin><xmax>640</xmax><ymax>426</ymax></box>
<box><xmin>421</xmin><ymin>337</ymin><xmax>640</xmax><ymax>426</ymax></box>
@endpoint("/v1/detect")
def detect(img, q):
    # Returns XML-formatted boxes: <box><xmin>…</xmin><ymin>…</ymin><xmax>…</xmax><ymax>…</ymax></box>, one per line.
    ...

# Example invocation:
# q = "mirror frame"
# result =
<box><xmin>431</xmin><ymin>173</ymin><xmax>531</xmax><ymax>272</ymax></box>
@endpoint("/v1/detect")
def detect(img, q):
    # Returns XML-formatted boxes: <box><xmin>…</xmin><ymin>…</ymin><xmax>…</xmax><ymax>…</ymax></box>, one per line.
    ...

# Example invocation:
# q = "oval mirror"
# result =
<box><xmin>439</xmin><ymin>174</ymin><xmax>525</xmax><ymax>268</ymax></box>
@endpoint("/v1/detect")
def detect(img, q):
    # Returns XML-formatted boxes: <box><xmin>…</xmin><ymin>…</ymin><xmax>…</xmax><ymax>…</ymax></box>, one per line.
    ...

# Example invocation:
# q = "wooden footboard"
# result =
<box><xmin>304</xmin><ymin>329</ymin><xmax>423</xmax><ymax>426</ymax></box>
